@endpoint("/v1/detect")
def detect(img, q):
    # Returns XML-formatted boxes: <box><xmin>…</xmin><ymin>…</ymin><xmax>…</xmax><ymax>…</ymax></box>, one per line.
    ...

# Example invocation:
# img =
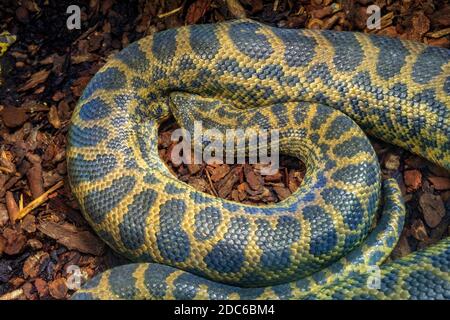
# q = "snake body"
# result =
<box><xmin>66</xmin><ymin>20</ymin><xmax>450</xmax><ymax>299</ymax></box>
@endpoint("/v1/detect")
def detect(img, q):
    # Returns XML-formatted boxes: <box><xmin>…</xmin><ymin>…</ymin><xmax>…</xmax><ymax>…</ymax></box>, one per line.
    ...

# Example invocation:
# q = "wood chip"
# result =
<box><xmin>17</xmin><ymin>69</ymin><xmax>51</xmax><ymax>92</ymax></box>
<box><xmin>226</xmin><ymin>0</ymin><xmax>247</xmax><ymax>18</ymax></box>
<box><xmin>2</xmin><ymin>228</ymin><xmax>27</xmax><ymax>255</ymax></box>
<box><xmin>0</xmin><ymin>203</ymin><xmax>9</xmax><ymax>227</ymax></box>
<box><xmin>186</xmin><ymin>0</ymin><xmax>212</xmax><ymax>25</ymax></box>
<box><xmin>209</xmin><ymin>164</ymin><xmax>230</xmax><ymax>182</ymax></box>
<box><xmin>419</xmin><ymin>193</ymin><xmax>446</xmax><ymax>228</ymax></box>
<box><xmin>34</xmin><ymin>278</ymin><xmax>49</xmax><ymax>298</ymax></box>
<box><xmin>410</xmin><ymin>219</ymin><xmax>428</xmax><ymax>241</ymax></box>
<box><xmin>48</xmin><ymin>105</ymin><xmax>61</xmax><ymax>129</ymax></box>
<box><xmin>427</xmin><ymin>176</ymin><xmax>450</xmax><ymax>191</ymax></box>
<box><xmin>273</xmin><ymin>185</ymin><xmax>291</xmax><ymax>201</ymax></box>
<box><xmin>38</xmin><ymin>221</ymin><xmax>105</xmax><ymax>256</ymax></box>
<box><xmin>23</xmin><ymin>251</ymin><xmax>49</xmax><ymax>278</ymax></box>
<box><xmin>216</xmin><ymin>166</ymin><xmax>242</xmax><ymax>198</ymax></box>
<box><xmin>5</xmin><ymin>191</ymin><xmax>19</xmax><ymax>223</ymax></box>
<box><xmin>27</xmin><ymin>164</ymin><xmax>44</xmax><ymax>199</ymax></box>
<box><xmin>244</xmin><ymin>165</ymin><xmax>264</xmax><ymax>191</ymax></box>
<box><xmin>48</xmin><ymin>278</ymin><xmax>68</xmax><ymax>299</ymax></box>
<box><xmin>1</xmin><ymin>107</ymin><xmax>28</xmax><ymax>128</ymax></box>
<box><xmin>404</xmin><ymin>169</ymin><xmax>422</xmax><ymax>192</ymax></box>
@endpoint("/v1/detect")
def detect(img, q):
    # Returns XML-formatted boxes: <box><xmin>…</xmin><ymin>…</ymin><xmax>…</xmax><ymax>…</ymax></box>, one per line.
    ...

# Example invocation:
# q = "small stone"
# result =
<box><xmin>419</xmin><ymin>193</ymin><xmax>445</xmax><ymax>228</ymax></box>
<box><xmin>427</xmin><ymin>176</ymin><xmax>450</xmax><ymax>191</ymax></box>
<box><xmin>404</xmin><ymin>170</ymin><xmax>422</xmax><ymax>191</ymax></box>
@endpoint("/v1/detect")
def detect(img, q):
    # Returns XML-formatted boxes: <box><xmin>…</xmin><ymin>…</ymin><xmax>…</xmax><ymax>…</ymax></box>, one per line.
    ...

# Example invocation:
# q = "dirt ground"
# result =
<box><xmin>0</xmin><ymin>0</ymin><xmax>449</xmax><ymax>300</ymax></box>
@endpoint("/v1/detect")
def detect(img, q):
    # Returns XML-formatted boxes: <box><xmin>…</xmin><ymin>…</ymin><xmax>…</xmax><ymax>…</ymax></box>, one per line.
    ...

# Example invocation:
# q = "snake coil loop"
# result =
<box><xmin>67</xmin><ymin>20</ymin><xmax>450</xmax><ymax>300</ymax></box>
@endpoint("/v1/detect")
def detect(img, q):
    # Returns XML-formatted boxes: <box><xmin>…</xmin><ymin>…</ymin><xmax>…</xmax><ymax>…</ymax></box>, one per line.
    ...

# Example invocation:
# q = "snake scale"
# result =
<box><xmin>63</xmin><ymin>19</ymin><xmax>450</xmax><ymax>299</ymax></box>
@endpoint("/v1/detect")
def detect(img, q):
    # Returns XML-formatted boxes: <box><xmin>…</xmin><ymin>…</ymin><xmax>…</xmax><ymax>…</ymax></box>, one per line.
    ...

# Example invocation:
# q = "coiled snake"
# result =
<box><xmin>65</xmin><ymin>20</ymin><xmax>450</xmax><ymax>299</ymax></box>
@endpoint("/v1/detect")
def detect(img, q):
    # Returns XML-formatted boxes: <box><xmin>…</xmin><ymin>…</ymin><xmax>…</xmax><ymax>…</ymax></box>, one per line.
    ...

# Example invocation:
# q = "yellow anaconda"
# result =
<box><xmin>67</xmin><ymin>19</ymin><xmax>450</xmax><ymax>299</ymax></box>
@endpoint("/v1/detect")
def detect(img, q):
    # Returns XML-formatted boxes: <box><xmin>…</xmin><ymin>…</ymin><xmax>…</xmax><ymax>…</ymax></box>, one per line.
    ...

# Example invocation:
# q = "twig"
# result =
<box><xmin>426</xmin><ymin>27</ymin><xmax>450</xmax><ymax>39</ymax></box>
<box><xmin>16</xmin><ymin>180</ymin><xmax>64</xmax><ymax>220</ymax></box>
<box><xmin>158</xmin><ymin>6</ymin><xmax>183</xmax><ymax>19</ymax></box>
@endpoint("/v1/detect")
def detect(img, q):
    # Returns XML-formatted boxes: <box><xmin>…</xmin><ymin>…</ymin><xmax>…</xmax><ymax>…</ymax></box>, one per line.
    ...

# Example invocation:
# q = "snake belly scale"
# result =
<box><xmin>66</xmin><ymin>19</ymin><xmax>450</xmax><ymax>299</ymax></box>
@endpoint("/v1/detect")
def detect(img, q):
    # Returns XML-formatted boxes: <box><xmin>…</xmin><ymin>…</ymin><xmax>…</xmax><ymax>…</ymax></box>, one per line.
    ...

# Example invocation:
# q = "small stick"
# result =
<box><xmin>158</xmin><ymin>6</ymin><xmax>183</xmax><ymax>19</ymax></box>
<box><xmin>16</xmin><ymin>180</ymin><xmax>64</xmax><ymax>221</ymax></box>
